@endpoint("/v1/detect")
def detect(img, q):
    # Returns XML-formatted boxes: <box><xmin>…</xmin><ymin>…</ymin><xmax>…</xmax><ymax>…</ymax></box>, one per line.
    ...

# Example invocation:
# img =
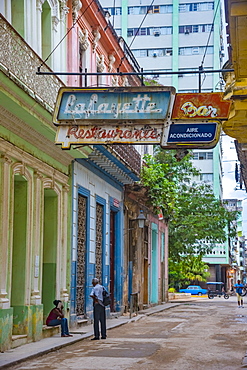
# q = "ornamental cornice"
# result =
<box><xmin>34</xmin><ymin>170</ymin><xmax>44</xmax><ymax>180</ymax></box>
<box><xmin>0</xmin><ymin>137</ymin><xmax>69</xmax><ymax>186</ymax></box>
<box><xmin>62</xmin><ymin>184</ymin><xmax>70</xmax><ymax>192</ymax></box>
<box><xmin>36</xmin><ymin>0</ymin><xmax>43</xmax><ymax>11</ymax></box>
<box><xmin>112</xmin><ymin>75</ymin><xmax>119</xmax><ymax>86</ymax></box>
<box><xmin>52</xmin><ymin>16</ymin><xmax>60</xmax><ymax>31</ymax></box>
<box><xmin>92</xmin><ymin>28</ymin><xmax>101</xmax><ymax>53</ymax></box>
<box><xmin>0</xmin><ymin>105</ymin><xmax>72</xmax><ymax>169</ymax></box>
<box><xmin>72</xmin><ymin>0</ymin><xmax>82</xmax><ymax>24</ymax></box>
<box><xmin>97</xmin><ymin>55</ymin><xmax>105</xmax><ymax>73</ymax></box>
<box><xmin>108</xmin><ymin>54</ymin><xmax>115</xmax><ymax>72</ymax></box>
<box><xmin>79</xmin><ymin>29</ymin><xmax>89</xmax><ymax>51</ymax></box>
<box><xmin>59</xmin><ymin>0</ymin><xmax>69</xmax><ymax>19</ymax></box>
<box><xmin>0</xmin><ymin>154</ymin><xmax>12</xmax><ymax>165</ymax></box>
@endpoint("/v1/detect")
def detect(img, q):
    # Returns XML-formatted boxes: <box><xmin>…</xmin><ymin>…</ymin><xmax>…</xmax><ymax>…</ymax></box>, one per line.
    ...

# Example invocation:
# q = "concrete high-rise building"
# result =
<box><xmin>101</xmin><ymin>0</ymin><xmax>224</xmax><ymax>92</ymax></box>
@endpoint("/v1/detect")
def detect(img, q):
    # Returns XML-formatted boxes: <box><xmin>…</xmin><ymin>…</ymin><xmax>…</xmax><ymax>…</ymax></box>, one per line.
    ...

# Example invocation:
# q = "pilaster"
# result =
<box><xmin>0</xmin><ymin>154</ymin><xmax>12</xmax><ymax>309</ymax></box>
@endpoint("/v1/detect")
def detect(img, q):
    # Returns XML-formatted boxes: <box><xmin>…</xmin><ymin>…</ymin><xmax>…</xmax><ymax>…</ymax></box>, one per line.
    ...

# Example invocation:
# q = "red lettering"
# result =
<box><xmin>123</xmin><ymin>130</ymin><xmax>133</xmax><ymax>139</ymax></box>
<box><xmin>67</xmin><ymin>126</ymin><xmax>79</xmax><ymax>139</ymax></box>
<box><xmin>85</xmin><ymin>127</ymin><xmax>97</xmax><ymax>139</ymax></box>
<box><xmin>133</xmin><ymin>130</ymin><xmax>144</xmax><ymax>140</ymax></box>
<box><xmin>150</xmin><ymin>130</ymin><xmax>160</xmax><ymax>139</ymax></box>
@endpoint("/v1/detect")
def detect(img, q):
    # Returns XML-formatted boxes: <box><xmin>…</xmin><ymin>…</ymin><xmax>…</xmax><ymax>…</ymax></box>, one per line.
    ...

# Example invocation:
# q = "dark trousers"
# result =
<box><xmin>93</xmin><ymin>303</ymin><xmax>106</xmax><ymax>338</ymax></box>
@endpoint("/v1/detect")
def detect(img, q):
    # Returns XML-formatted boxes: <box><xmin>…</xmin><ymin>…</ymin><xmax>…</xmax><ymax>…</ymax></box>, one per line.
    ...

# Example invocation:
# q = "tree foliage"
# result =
<box><xmin>169</xmin><ymin>255</ymin><xmax>210</xmax><ymax>289</ymax></box>
<box><xmin>140</xmin><ymin>148</ymin><xmax>238</xmax><ymax>260</ymax></box>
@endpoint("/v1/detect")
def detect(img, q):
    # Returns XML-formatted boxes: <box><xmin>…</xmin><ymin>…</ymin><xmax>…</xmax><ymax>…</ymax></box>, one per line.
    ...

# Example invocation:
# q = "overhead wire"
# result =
<box><xmin>117</xmin><ymin>0</ymin><xmax>156</xmax><ymax>69</ymax></box>
<box><xmin>38</xmin><ymin>0</ymin><xmax>95</xmax><ymax>69</ymax></box>
<box><xmin>128</xmin><ymin>0</ymin><xmax>155</xmax><ymax>49</ymax></box>
<box><xmin>200</xmin><ymin>0</ymin><xmax>221</xmax><ymax>87</ymax></box>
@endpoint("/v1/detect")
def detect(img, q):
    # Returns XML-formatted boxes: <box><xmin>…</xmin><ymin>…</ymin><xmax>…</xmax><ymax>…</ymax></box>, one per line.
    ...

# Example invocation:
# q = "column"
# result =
<box><xmin>0</xmin><ymin>154</ymin><xmax>12</xmax><ymax>309</ymax></box>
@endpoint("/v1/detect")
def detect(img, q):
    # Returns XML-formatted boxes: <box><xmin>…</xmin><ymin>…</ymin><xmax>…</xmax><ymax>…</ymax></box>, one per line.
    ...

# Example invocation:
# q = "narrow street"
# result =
<box><xmin>10</xmin><ymin>297</ymin><xmax>247</xmax><ymax>370</ymax></box>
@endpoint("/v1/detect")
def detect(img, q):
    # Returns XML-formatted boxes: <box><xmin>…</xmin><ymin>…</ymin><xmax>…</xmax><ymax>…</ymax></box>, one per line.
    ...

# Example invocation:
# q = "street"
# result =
<box><xmin>9</xmin><ymin>297</ymin><xmax>247</xmax><ymax>370</ymax></box>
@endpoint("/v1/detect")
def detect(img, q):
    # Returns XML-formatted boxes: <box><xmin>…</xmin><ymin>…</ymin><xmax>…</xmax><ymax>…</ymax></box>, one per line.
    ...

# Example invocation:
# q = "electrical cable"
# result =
<box><xmin>117</xmin><ymin>0</ymin><xmax>156</xmax><ymax>70</ymax></box>
<box><xmin>128</xmin><ymin>0</ymin><xmax>155</xmax><ymax>49</ymax></box>
<box><xmin>38</xmin><ymin>0</ymin><xmax>95</xmax><ymax>69</ymax></box>
<box><xmin>200</xmin><ymin>0</ymin><xmax>221</xmax><ymax>87</ymax></box>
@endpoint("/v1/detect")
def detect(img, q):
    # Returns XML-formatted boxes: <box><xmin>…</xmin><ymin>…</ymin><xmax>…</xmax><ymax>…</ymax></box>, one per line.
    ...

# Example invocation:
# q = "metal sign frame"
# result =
<box><xmin>53</xmin><ymin>86</ymin><xmax>176</xmax><ymax>126</ymax></box>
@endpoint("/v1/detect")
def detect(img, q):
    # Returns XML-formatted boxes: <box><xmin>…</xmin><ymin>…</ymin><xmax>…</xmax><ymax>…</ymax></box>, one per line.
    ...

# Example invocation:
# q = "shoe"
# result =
<box><xmin>66</xmin><ymin>334</ymin><xmax>73</xmax><ymax>337</ymax></box>
<box><xmin>242</xmin><ymin>306</ymin><xmax>244</xmax><ymax>308</ymax></box>
<box><xmin>61</xmin><ymin>335</ymin><xmax>67</xmax><ymax>337</ymax></box>
<box><xmin>91</xmin><ymin>337</ymin><xmax>99</xmax><ymax>340</ymax></box>
<box><xmin>101</xmin><ymin>337</ymin><xmax>106</xmax><ymax>339</ymax></box>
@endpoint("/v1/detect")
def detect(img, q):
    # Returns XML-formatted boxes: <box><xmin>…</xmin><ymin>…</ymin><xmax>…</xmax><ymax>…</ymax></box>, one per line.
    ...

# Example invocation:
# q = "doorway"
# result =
<box><xmin>11</xmin><ymin>175</ymin><xmax>28</xmax><ymax>334</ymax></box>
<box><xmin>42</xmin><ymin>189</ymin><xmax>58</xmax><ymax>322</ymax></box>
<box><xmin>110</xmin><ymin>211</ymin><xmax>116</xmax><ymax>311</ymax></box>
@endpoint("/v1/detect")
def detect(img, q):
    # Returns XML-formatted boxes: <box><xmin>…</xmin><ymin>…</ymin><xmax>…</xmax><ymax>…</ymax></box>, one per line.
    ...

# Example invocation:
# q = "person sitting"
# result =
<box><xmin>46</xmin><ymin>300</ymin><xmax>73</xmax><ymax>337</ymax></box>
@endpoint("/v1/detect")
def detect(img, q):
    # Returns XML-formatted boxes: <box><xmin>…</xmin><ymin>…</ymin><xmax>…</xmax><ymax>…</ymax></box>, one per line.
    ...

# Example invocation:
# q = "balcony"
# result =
<box><xmin>0</xmin><ymin>14</ymin><xmax>64</xmax><ymax>112</ymax></box>
<box><xmin>110</xmin><ymin>144</ymin><xmax>141</xmax><ymax>175</ymax></box>
<box><xmin>0</xmin><ymin>15</ymin><xmax>142</xmax><ymax>178</ymax></box>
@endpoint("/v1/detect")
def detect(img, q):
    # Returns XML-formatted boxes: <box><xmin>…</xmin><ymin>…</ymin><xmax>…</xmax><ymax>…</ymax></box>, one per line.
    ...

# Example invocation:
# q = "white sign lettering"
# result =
<box><xmin>181</xmin><ymin>102</ymin><xmax>217</xmax><ymax>118</ymax></box>
<box><xmin>63</xmin><ymin>93</ymin><xmax>162</xmax><ymax>119</ymax></box>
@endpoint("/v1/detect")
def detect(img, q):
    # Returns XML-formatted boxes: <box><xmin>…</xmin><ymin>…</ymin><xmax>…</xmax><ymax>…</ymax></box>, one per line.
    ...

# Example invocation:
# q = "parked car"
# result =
<box><xmin>179</xmin><ymin>285</ymin><xmax>208</xmax><ymax>296</ymax></box>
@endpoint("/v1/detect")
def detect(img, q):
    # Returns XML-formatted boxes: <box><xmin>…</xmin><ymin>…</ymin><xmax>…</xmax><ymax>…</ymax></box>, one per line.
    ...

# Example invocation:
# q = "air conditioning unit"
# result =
<box><xmin>153</xmin><ymin>30</ymin><xmax>161</xmax><ymax>37</ymax></box>
<box><xmin>153</xmin><ymin>52</ymin><xmax>157</xmax><ymax>57</ymax></box>
<box><xmin>184</xmin><ymin>29</ymin><xmax>190</xmax><ymax>35</ymax></box>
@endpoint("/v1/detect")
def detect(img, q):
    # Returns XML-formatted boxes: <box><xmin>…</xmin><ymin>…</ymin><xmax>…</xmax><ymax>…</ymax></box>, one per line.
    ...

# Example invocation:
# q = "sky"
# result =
<box><xmin>222</xmin><ymin>134</ymin><xmax>247</xmax><ymax>236</ymax></box>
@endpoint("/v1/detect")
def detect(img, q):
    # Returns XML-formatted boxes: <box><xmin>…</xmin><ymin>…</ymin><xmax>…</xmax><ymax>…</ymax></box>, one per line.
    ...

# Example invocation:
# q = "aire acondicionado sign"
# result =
<box><xmin>53</xmin><ymin>88</ymin><xmax>232</xmax><ymax>149</ymax></box>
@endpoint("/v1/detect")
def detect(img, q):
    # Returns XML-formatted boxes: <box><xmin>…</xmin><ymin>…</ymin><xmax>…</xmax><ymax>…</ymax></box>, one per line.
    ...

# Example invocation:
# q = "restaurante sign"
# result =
<box><xmin>55</xmin><ymin>124</ymin><xmax>163</xmax><ymax>148</ymax></box>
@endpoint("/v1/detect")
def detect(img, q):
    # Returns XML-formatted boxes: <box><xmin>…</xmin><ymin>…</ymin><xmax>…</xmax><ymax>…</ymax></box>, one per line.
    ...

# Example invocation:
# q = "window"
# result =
<box><xmin>160</xmin><ymin>5</ymin><xmax>173</xmax><ymax>13</ymax></box>
<box><xmin>128</xmin><ymin>5</ymin><xmax>173</xmax><ymax>14</ymax></box>
<box><xmin>179</xmin><ymin>2</ymin><xmax>214</xmax><ymax>12</ymax></box>
<box><xmin>104</xmin><ymin>7</ymin><xmax>122</xmax><ymax>15</ymax></box>
<box><xmin>179</xmin><ymin>24</ymin><xmax>213</xmax><ymax>34</ymax></box>
<box><xmin>200</xmin><ymin>173</ymin><xmax>213</xmax><ymax>182</ymax></box>
<box><xmin>193</xmin><ymin>152</ymin><xmax>213</xmax><ymax>160</ymax></box>
<box><xmin>132</xmin><ymin>49</ymin><xmax>148</xmax><ymax>58</ymax></box>
<box><xmin>132</xmin><ymin>48</ymin><xmax>172</xmax><ymax>58</ymax></box>
<box><xmin>128</xmin><ymin>26</ymin><xmax>172</xmax><ymax>37</ymax></box>
<box><xmin>179</xmin><ymin>46</ymin><xmax>213</xmax><ymax>55</ymax></box>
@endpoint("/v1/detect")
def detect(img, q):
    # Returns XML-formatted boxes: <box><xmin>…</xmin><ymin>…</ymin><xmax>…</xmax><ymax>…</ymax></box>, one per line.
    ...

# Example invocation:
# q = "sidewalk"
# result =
<box><xmin>0</xmin><ymin>302</ymin><xmax>181</xmax><ymax>369</ymax></box>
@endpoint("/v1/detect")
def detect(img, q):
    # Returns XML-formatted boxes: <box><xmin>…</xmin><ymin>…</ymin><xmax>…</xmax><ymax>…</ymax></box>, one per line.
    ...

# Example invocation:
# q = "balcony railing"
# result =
<box><xmin>110</xmin><ymin>144</ymin><xmax>141</xmax><ymax>175</ymax></box>
<box><xmin>0</xmin><ymin>14</ymin><xmax>64</xmax><ymax>112</ymax></box>
<box><xmin>0</xmin><ymin>14</ymin><xmax>142</xmax><ymax>175</ymax></box>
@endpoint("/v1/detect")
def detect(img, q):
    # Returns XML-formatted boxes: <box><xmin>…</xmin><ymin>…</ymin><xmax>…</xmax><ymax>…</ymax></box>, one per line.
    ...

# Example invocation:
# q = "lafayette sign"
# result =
<box><xmin>53</xmin><ymin>86</ymin><xmax>175</xmax><ymax>125</ymax></box>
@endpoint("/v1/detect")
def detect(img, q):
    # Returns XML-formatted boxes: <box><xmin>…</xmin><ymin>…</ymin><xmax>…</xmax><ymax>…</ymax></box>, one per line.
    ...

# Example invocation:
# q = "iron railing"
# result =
<box><xmin>110</xmin><ymin>144</ymin><xmax>141</xmax><ymax>175</ymax></box>
<box><xmin>0</xmin><ymin>14</ymin><xmax>64</xmax><ymax>112</ymax></box>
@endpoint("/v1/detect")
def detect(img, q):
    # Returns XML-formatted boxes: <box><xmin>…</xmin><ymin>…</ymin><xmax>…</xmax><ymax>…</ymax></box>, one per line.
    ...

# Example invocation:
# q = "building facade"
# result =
<box><xmin>0</xmin><ymin>0</ymin><xmax>169</xmax><ymax>351</ymax></box>
<box><xmin>100</xmin><ymin>0</ymin><xmax>225</xmax><ymax>284</ymax></box>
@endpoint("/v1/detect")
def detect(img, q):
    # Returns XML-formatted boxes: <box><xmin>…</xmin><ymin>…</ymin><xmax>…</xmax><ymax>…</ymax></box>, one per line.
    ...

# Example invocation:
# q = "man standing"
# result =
<box><xmin>234</xmin><ymin>279</ymin><xmax>244</xmax><ymax>308</ymax></box>
<box><xmin>90</xmin><ymin>278</ymin><xmax>106</xmax><ymax>340</ymax></box>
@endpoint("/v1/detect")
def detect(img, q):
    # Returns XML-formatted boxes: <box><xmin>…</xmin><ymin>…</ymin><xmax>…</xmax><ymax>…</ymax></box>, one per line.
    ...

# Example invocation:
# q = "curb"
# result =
<box><xmin>0</xmin><ymin>303</ymin><xmax>180</xmax><ymax>369</ymax></box>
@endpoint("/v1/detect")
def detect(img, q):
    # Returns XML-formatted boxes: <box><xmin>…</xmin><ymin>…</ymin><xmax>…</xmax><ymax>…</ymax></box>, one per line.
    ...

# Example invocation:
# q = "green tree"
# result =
<box><xmin>140</xmin><ymin>148</ymin><xmax>238</xmax><ymax>260</ymax></box>
<box><xmin>169</xmin><ymin>255</ymin><xmax>210</xmax><ymax>290</ymax></box>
